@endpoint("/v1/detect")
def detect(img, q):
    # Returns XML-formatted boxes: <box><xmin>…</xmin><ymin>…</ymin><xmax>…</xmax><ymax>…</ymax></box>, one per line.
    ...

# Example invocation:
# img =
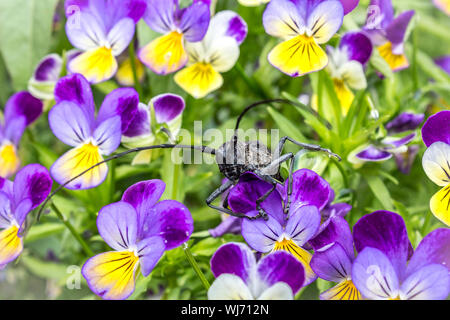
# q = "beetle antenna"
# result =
<box><xmin>37</xmin><ymin>144</ymin><xmax>216</xmax><ymax>220</ymax></box>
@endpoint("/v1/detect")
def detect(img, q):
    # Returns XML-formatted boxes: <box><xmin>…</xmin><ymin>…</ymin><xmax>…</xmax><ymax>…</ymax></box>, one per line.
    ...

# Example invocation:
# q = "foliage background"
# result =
<box><xmin>0</xmin><ymin>0</ymin><xmax>449</xmax><ymax>299</ymax></box>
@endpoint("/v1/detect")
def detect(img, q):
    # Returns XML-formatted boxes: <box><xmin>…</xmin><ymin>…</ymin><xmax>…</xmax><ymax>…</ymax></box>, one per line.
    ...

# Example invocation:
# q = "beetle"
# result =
<box><xmin>37</xmin><ymin>99</ymin><xmax>340</xmax><ymax>221</ymax></box>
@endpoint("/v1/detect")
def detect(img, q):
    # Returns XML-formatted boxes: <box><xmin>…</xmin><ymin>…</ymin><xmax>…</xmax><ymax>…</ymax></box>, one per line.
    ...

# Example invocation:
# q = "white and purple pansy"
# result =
<box><xmin>138</xmin><ymin>0</ymin><xmax>211</xmax><ymax>75</ymax></box>
<box><xmin>0</xmin><ymin>92</ymin><xmax>43</xmax><ymax>178</ymax></box>
<box><xmin>208</xmin><ymin>242</ymin><xmax>305</xmax><ymax>300</ymax></box>
<box><xmin>82</xmin><ymin>179</ymin><xmax>193</xmax><ymax>300</ymax></box>
<box><xmin>364</xmin><ymin>0</ymin><xmax>415</xmax><ymax>72</ymax></box>
<box><xmin>64</xmin><ymin>0</ymin><xmax>147</xmax><ymax>83</ymax></box>
<box><xmin>326</xmin><ymin>31</ymin><xmax>373</xmax><ymax>114</ymax></box>
<box><xmin>351</xmin><ymin>112</ymin><xmax>424</xmax><ymax>171</ymax></box>
<box><xmin>0</xmin><ymin>164</ymin><xmax>52</xmax><ymax>268</ymax></box>
<box><xmin>174</xmin><ymin>10</ymin><xmax>248</xmax><ymax>99</ymax></box>
<box><xmin>227</xmin><ymin>169</ymin><xmax>334</xmax><ymax>285</ymax></box>
<box><xmin>421</xmin><ymin>111</ymin><xmax>450</xmax><ymax>226</ymax></box>
<box><xmin>49</xmin><ymin>74</ymin><xmax>140</xmax><ymax>190</ymax></box>
<box><xmin>351</xmin><ymin>211</ymin><xmax>450</xmax><ymax>300</ymax></box>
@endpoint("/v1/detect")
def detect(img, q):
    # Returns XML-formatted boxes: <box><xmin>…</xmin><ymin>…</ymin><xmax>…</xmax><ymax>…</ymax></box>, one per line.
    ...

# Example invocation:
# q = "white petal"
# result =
<box><xmin>339</xmin><ymin>61</ymin><xmax>367</xmax><ymax>90</ymax></box>
<box><xmin>208</xmin><ymin>274</ymin><xmax>254</xmax><ymax>300</ymax></box>
<box><xmin>257</xmin><ymin>282</ymin><xmax>294</xmax><ymax>300</ymax></box>
<box><xmin>422</xmin><ymin>142</ymin><xmax>450</xmax><ymax>187</ymax></box>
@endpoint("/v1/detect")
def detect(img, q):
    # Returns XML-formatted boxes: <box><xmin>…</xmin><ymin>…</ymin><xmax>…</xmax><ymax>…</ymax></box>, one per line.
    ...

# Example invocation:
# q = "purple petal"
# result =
<box><xmin>97</xmin><ymin>88</ymin><xmax>139</xmax><ymax>133</ymax></box>
<box><xmin>122</xmin><ymin>180</ymin><xmax>165</xmax><ymax>236</ymax></box>
<box><xmin>97</xmin><ymin>201</ymin><xmax>138</xmax><ymax>251</ymax></box>
<box><xmin>285</xmin><ymin>205</ymin><xmax>321</xmax><ymax>246</ymax></box>
<box><xmin>122</xmin><ymin>103</ymin><xmax>151</xmax><ymax>138</ymax></box>
<box><xmin>283</xmin><ymin>169</ymin><xmax>332</xmax><ymax>212</ymax></box>
<box><xmin>3</xmin><ymin>117</ymin><xmax>26</xmax><ymax>146</ymax></box>
<box><xmin>0</xmin><ymin>192</ymin><xmax>13</xmax><ymax>229</ymax></box>
<box><xmin>12</xmin><ymin>164</ymin><xmax>52</xmax><ymax>212</ymax></box>
<box><xmin>12</xmin><ymin>199</ymin><xmax>32</xmax><ymax>233</ymax></box>
<box><xmin>142</xmin><ymin>0</ymin><xmax>176</xmax><ymax>34</ymax></box>
<box><xmin>352</xmin><ymin>247</ymin><xmax>400</xmax><ymax>300</ymax></box>
<box><xmin>263</xmin><ymin>0</ymin><xmax>305</xmax><ymax>39</ymax></box>
<box><xmin>33</xmin><ymin>54</ymin><xmax>63</xmax><ymax>82</ymax></box>
<box><xmin>383</xmin><ymin>133</ymin><xmax>416</xmax><ymax>149</ymax></box>
<box><xmin>4</xmin><ymin>92</ymin><xmax>43</xmax><ymax>126</ymax></box>
<box><xmin>93</xmin><ymin>116</ymin><xmax>122</xmax><ymax>155</ymax></box>
<box><xmin>353</xmin><ymin>211</ymin><xmax>410</xmax><ymax>280</ymax></box>
<box><xmin>176</xmin><ymin>1</ymin><xmax>210</xmax><ymax>42</ymax></box>
<box><xmin>421</xmin><ymin>111</ymin><xmax>450</xmax><ymax>147</ymax></box>
<box><xmin>400</xmin><ymin>264</ymin><xmax>450</xmax><ymax>300</ymax></box>
<box><xmin>65</xmin><ymin>11</ymin><xmax>107</xmax><ymax>50</ymax></box>
<box><xmin>48</xmin><ymin>101</ymin><xmax>93</xmax><ymax>147</ymax></box>
<box><xmin>311</xmin><ymin>242</ymin><xmax>352</xmax><ymax>282</ymax></box>
<box><xmin>136</xmin><ymin>236</ymin><xmax>165</xmax><ymax>277</ymax></box>
<box><xmin>435</xmin><ymin>56</ymin><xmax>450</xmax><ymax>75</ymax></box>
<box><xmin>394</xmin><ymin>145</ymin><xmax>419</xmax><ymax>175</ymax></box>
<box><xmin>406</xmin><ymin>228</ymin><xmax>450</xmax><ymax>276</ymax></box>
<box><xmin>241</xmin><ymin>212</ymin><xmax>283</xmax><ymax>253</ymax></box>
<box><xmin>355</xmin><ymin>145</ymin><xmax>392</xmax><ymax>161</ymax></box>
<box><xmin>365</xmin><ymin>0</ymin><xmax>394</xmax><ymax>30</ymax></box>
<box><xmin>141</xmin><ymin>200</ymin><xmax>193</xmax><ymax>250</ymax></box>
<box><xmin>340</xmin><ymin>0</ymin><xmax>359</xmax><ymax>15</ymax></box>
<box><xmin>152</xmin><ymin>93</ymin><xmax>185</xmax><ymax>124</ymax></box>
<box><xmin>210</xmin><ymin>242</ymin><xmax>256</xmax><ymax>283</ymax></box>
<box><xmin>209</xmin><ymin>10</ymin><xmax>248</xmax><ymax>45</ymax></box>
<box><xmin>257</xmin><ymin>251</ymin><xmax>305</xmax><ymax>294</ymax></box>
<box><xmin>340</xmin><ymin>32</ymin><xmax>373</xmax><ymax>65</ymax></box>
<box><xmin>228</xmin><ymin>172</ymin><xmax>284</xmax><ymax>224</ymax></box>
<box><xmin>386</xmin><ymin>112</ymin><xmax>425</xmax><ymax>134</ymax></box>
<box><xmin>209</xmin><ymin>216</ymin><xmax>241</xmax><ymax>238</ymax></box>
<box><xmin>385</xmin><ymin>11</ymin><xmax>415</xmax><ymax>47</ymax></box>
<box><xmin>321</xmin><ymin>202</ymin><xmax>352</xmax><ymax>220</ymax></box>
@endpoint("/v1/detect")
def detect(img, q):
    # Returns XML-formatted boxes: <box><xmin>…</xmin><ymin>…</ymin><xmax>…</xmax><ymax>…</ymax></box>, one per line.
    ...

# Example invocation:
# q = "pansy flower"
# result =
<box><xmin>262</xmin><ymin>0</ymin><xmax>347</xmax><ymax>77</ymax></box>
<box><xmin>0</xmin><ymin>164</ymin><xmax>52</xmax><ymax>267</ymax></box>
<box><xmin>208</xmin><ymin>243</ymin><xmax>305</xmax><ymax>300</ymax></box>
<box><xmin>351</xmin><ymin>211</ymin><xmax>450</xmax><ymax>300</ymax></box>
<box><xmin>121</xmin><ymin>93</ymin><xmax>185</xmax><ymax>164</ymax></box>
<box><xmin>138</xmin><ymin>0</ymin><xmax>211</xmax><ymax>75</ymax></box>
<box><xmin>82</xmin><ymin>179</ymin><xmax>193</xmax><ymax>300</ymax></box>
<box><xmin>351</xmin><ymin>112</ymin><xmax>424</xmax><ymax>171</ymax></box>
<box><xmin>364</xmin><ymin>0</ymin><xmax>414</xmax><ymax>72</ymax></box>
<box><xmin>228</xmin><ymin>169</ymin><xmax>333</xmax><ymax>285</ymax></box>
<box><xmin>0</xmin><ymin>92</ymin><xmax>43</xmax><ymax>178</ymax></box>
<box><xmin>326</xmin><ymin>32</ymin><xmax>373</xmax><ymax>114</ymax></box>
<box><xmin>64</xmin><ymin>0</ymin><xmax>147</xmax><ymax>83</ymax></box>
<box><xmin>116</xmin><ymin>56</ymin><xmax>145</xmax><ymax>87</ymax></box>
<box><xmin>433</xmin><ymin>0</ymin><xmax>450</xmax><ymax>16</ymax></box>
<box><xmin>49</xmin><ymin>74</ymin><xmax>140</xmax><ymax>190</ymax></box>
<box><xmin>421</xmin><ymin>110</ymin><xmax>450</xmax><ymax>226</ymax></box>
<box><xmin>175</xmin><ymin>10</ymin><xmax>248</xmax><ymax>99</ymax></box>
<box><xmin>435</xmin><ymin>56</ymin><xmax>450</xmax><ymax>75</ymax></box>
<box><xmin>310</xmin><ymin>216</ymin><xmax>362</xmax><ymax>300</ymax></box>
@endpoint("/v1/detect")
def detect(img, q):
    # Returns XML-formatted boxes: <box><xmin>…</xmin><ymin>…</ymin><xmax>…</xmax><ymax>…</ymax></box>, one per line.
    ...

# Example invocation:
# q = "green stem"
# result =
<box><xmin>128</xmin><ymin>41</ymin><xmax>143</xmax><ymax>98</ymax></box>
<box><xmin>183</xmin><ymin>243</ymin><xmax>210</xmax><ymax>291</ymax></box>
<box><xmin>109</xmin><ymin>160</ymin><xmax>116</xmax><ymax>203</ymax></box>
<box><xmin>51</xmin><ymin>202</ymin><xmax>94</xmax><ymax>256</ymax></box>
<box><xmin>234</xmin><ymin>62</ymin><xmax>270</xmax><ymax>99</ymax></box>
<box><xmin>421</xmin><ymin>210</ymin><xmax>432</xmax><ymax>236</ymax></box>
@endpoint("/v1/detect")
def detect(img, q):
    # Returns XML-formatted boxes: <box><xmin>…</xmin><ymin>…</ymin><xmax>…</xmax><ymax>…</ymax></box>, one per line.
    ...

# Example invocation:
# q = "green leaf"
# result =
<box><xmin>267</xmin><ymin>107</ymin><xmax>308</xmax><ymax>142</ymax></box>
<box><xmin>370</xmin><ymin>49</ymin><xmax>394</xmax><ymax>79</ymax></box>
<box><xmin>0</xmin><ymin>0</ymin><xmax>58</xmax><ymax>90</ymax></box>
<box><xmin>24</xmin><ymin>223</ymin><xmax>65</xmax><ymax>243</ymax></box>
<box><xmin>191</xmin><ymin>238</ymin><xmax>222</xmax><ymax>257</ymax></box>
<box><xmin>365</xmin><ymin>175</ymin><xmax>394</xmax><ymax>211</ymax></box>
<box><xmin>21</xmin><ymin>255</ymin><xmax>71</xmax><ymax>285</ymax></box>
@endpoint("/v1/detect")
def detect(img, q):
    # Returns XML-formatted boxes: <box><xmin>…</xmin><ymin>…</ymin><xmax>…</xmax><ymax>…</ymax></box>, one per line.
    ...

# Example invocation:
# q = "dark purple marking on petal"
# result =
<box><xmin>152</xmin><ymin>93</ymin><xmax>185</xmax><ymax>124</ymax></box>
<box><xmin>386</xmin><ymin>112</ymin><xmax>425</xmax><ymax>134</ymax></box>
<box><xmin>355</xmin><ymin>145</ymin><xmax>392</xmax><ymax>161</ymax></box>
<box><xmin>340</xmin><ymin>31</ymin><xmax>373</xmax><ymax>65</ymax></box>
<box><xmin>4</xmin><ymin>92</ymin><xmax>43</xmax><ymax>126</ymax></box>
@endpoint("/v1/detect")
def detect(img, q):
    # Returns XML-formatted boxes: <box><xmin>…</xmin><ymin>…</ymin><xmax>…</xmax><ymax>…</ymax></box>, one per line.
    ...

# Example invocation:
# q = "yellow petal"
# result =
<box><xmin>139</xmin><ymin>32</ymin><xmax>188</xmax><ymax>75</ymax></box>
<box><xmin>321</xmin><ymin>279</ymin><xmax>362</xmax><ymax>300</ymax></box>
<box><xmin>430</xmin><ymin>185</ymin><xmax>450</xmax><ymax>226</ymax></box>
<box><xmin>174</xmin><ymin>63</ymin><xmax>223</xmax><ymax>99</ymax></box>
<box><xmin>0</xmin><ymin>143</ymin><xmax>20</xmax><ymax>178</ymax></box>
<box><xmin>83</xmin><ymin>251</ymin><xmax>139</xmax><ymax>300</ymax></box>
<box><xmin>333</xmin><ymin>78</ymin><xmax>354</xmax><ymax>115</ymax></box>
<box><xmin>268</xmin><ymin>34</ymin><xmax>328</xmax><ymax>77</ymax></box>
<box><xmin>69</xmin><ymin>47</ymin><xmax>117</xmax><ymax>84</ymax></box>
<box><xmin>0</xmin><ymin>225</ymin><xmax>23</xmax><ymax>266</ymax></box>
<box><xmin>378</xmin><ymin>42</ymin><xmax>409</xmax><ymax>71</ymax></box>
<box><xmin>273</xmin><ymin>238</ymin><xmax>316</xmax><ymax>285</ymax></box>
<box><xmin>131</xmin><ymin>150</ymin><xmax>152</xmax><ymax>165</ymax></box>
<box><xmin>116</xmin><ymin>57</ymin><xmax>145</xmax><ymax>86</ymax></box>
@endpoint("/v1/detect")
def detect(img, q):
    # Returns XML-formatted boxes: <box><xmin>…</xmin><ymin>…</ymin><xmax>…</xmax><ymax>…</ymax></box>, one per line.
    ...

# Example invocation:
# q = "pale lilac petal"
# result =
<box><xmin>136</xmin><ymin>236</ymin><xmax>165</xmax><ymax>277</ymax></box>
<box><xmin>209</xmin><ymin>216</ymin><xmax>241</xmax><ymax>238</ymax></box>
<box><xmin>383</xmin><ymin>133</ymin><xmax>416</xmax><ymax>149</ymax></box>
<box><xmin>3</xmin><ymin>117</ymin><xmax>26</xmax><ymax>146</ymax></box>
<box><xmin>241</xmin><ymin>212</ymin><xmax>283</xmax><ymax>253</ymax></box>
<box><xmin>65</xmin><ymin>11</ymin><xmax>107</xmax><ymax>50</ymax></box>
<box><xmin>263</xmin><ymin>0</ymin><xmax>305</xmax><ymax>39</ymax></box>
<box><xmin>311</xmin><ymin>242</ymin><xmax>352</xmax><ymax>282</ymax></box>
<box><xmin>97</xmin><ymin>201</ymin><xmax>138</xmax><ymax>251</ymax></box>
<box><xmin>93</xmin><ymin>116</ymin><xmax>122</xmax><ymax>155</ymax></box>
<box><xmin>353</xmin><ymin>211</ymin><xmax>410</xmax><ymax>280</ymax></box>
<box><xmin>340</xmin><ymin>32</ymin><xmax>373</xmax><ymax>65</ymax></box>
<box><xmin>285</xmin><ymin>205</ymin><xmax>321</xmax><ymax>246</ymax></box>
<box><xmin>385</xmin><ymin>11</ymin><xmax>415</xmax><ymax>47</ymax></box>
<box><xmin>421</xmin><ymin>111</ymin><xmax>450</xmax><ymax>147</ymax></box>
<box><xmin>0</xmin><ymin>192</ymin><xmax>13</xmax><ymax>229</ymax></box>
<box><xmin>355</xmin><ymin>145</ymin><xmax>392</xmax><ymax>161</ymax></box>
<box><xmin>352</xmin><ymin>247</ymin><xmax>400</xmax><ymax>300</ymax></box>
<box><xmin>257</xmin><ymin>251</ymin><xmax>305</xmax><ymax>294</ymax></box>
<box><xmin>210</xmin><ymin>242</ymin><xmax>256</xmax><ymax>283</ymax></box>
<box><xmin>142</xmin><ymin>0</ymin><xmax>176</xmax><ymax>34</ymax></box>
<box><xmin>141</xmin><ymin>200</ymin><xmax>193</xmax><ymax>250</ymax></box>
<box><xmin>4</xmin><ymin>92</ymin><xmax>43</xmax><ymax>126</ymax></box>
<box><xmin>107</xmin><ymin>18</ymin><xmax>136</xmax><ymax>56</ymax></box>
<box><xmin>386</xmin><ymin>113</ymin><xmax>425</xmax><ymax>134</ymax></box>
<box><xmin>400</xmin><ymin>264</ymin><xmax>450</xmax><ymax>300</ymax></box>
<box><xmin>365</xmin><ymin>0</ymin><xmax>394</xmax><ymax>30</ymax></box>
<box><xmin>12</xmin><ymin>199</ymin><xmax>32</xmax><ymax>232</ymax></box>
<box><xmin>152</xmin><ymin>93</ymin><xmax>185</xmax><ymax>124</ymax></box>
<box><xmin>177</xmin><ymin>1</ymin><xmax>210</xmax><ymax>42</ymax></box>
<box><xmin>306</xmin><ymin>0</ymin><xmax>344</xmax><ymax>44</ymax></box>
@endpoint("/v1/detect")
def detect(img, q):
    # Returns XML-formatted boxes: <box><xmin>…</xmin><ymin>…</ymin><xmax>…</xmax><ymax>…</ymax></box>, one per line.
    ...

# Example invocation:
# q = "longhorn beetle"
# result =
<box><xmin>37</xmin><ymin>99</ymin><xmax>341</xmax><ymax>221</ymax></box>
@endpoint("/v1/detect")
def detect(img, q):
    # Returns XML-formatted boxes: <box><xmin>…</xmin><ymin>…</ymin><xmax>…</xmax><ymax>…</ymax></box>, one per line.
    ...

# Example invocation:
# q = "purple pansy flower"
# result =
<box><xmin>174</xmin><ymin>10</ymin><xmax>248</xmax><ymax>99</ymax></box>
<box><xmin>352</xmin><ymin>112</ymin><xmax>424</xmax><ymax>172</ymax></box>
<box><xmin>421</xmin><ymin>111</ymin><xmax>450</xmax><ymax>226</ymax></box>
<box><xmin>326</xmin><ymin>31</ymin><xmax>373</xmax><ymax>114</ymax></box>
<box><xmin>0</xmin><ymin>92</ymin><xmax>43</xmax><ymax>178</ymax></box>
<box><xmin>435</xmin><ymin>56</ymin><xmax>450</xmax><ymax>75</ymax></box>
<box><xmin>49</xmin><ymin>74</ymin><xmax>140</xmax><ymax>190</ymax></box>
<box><xmin>351</xmin><ymin>211</ymin><xmax>450</xmax><ymax>300</ymax></box>
<box><xmin>0</xmin><ymin>164</ymin><xmax>52</xmax><ymax>267</ymax></box>
<box><xmin>64</xmin><ymin>0</ymin><xmax>147</xmax><ymax>83</ymax></box>
<box><xmin>239</xmin><ymin>0</ymin><xmax>359</xmax><ymax>14</ymax></box>
<box><xmin>227</xmin><ymin>169</ymin><xmax>334</xmax><ymax>285</ymax></box>
<box><xmin>82</xmin><ymin>179</ymin><xmax>193</xmax><ymax>300</ymax></box>
<box><xmin>138</xmin><ymin>0</ymin><xmax>211</xmax><ymax>75</ymax></box>
<box><xmin>364</xmin><ymin>0</ymin><xmax>415</xmax><ymax>72</ymax></box>
<box><xmin>208</xmin><ymin>243</ymin><xmax>305</xmax><ymax>299</ymax></box>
